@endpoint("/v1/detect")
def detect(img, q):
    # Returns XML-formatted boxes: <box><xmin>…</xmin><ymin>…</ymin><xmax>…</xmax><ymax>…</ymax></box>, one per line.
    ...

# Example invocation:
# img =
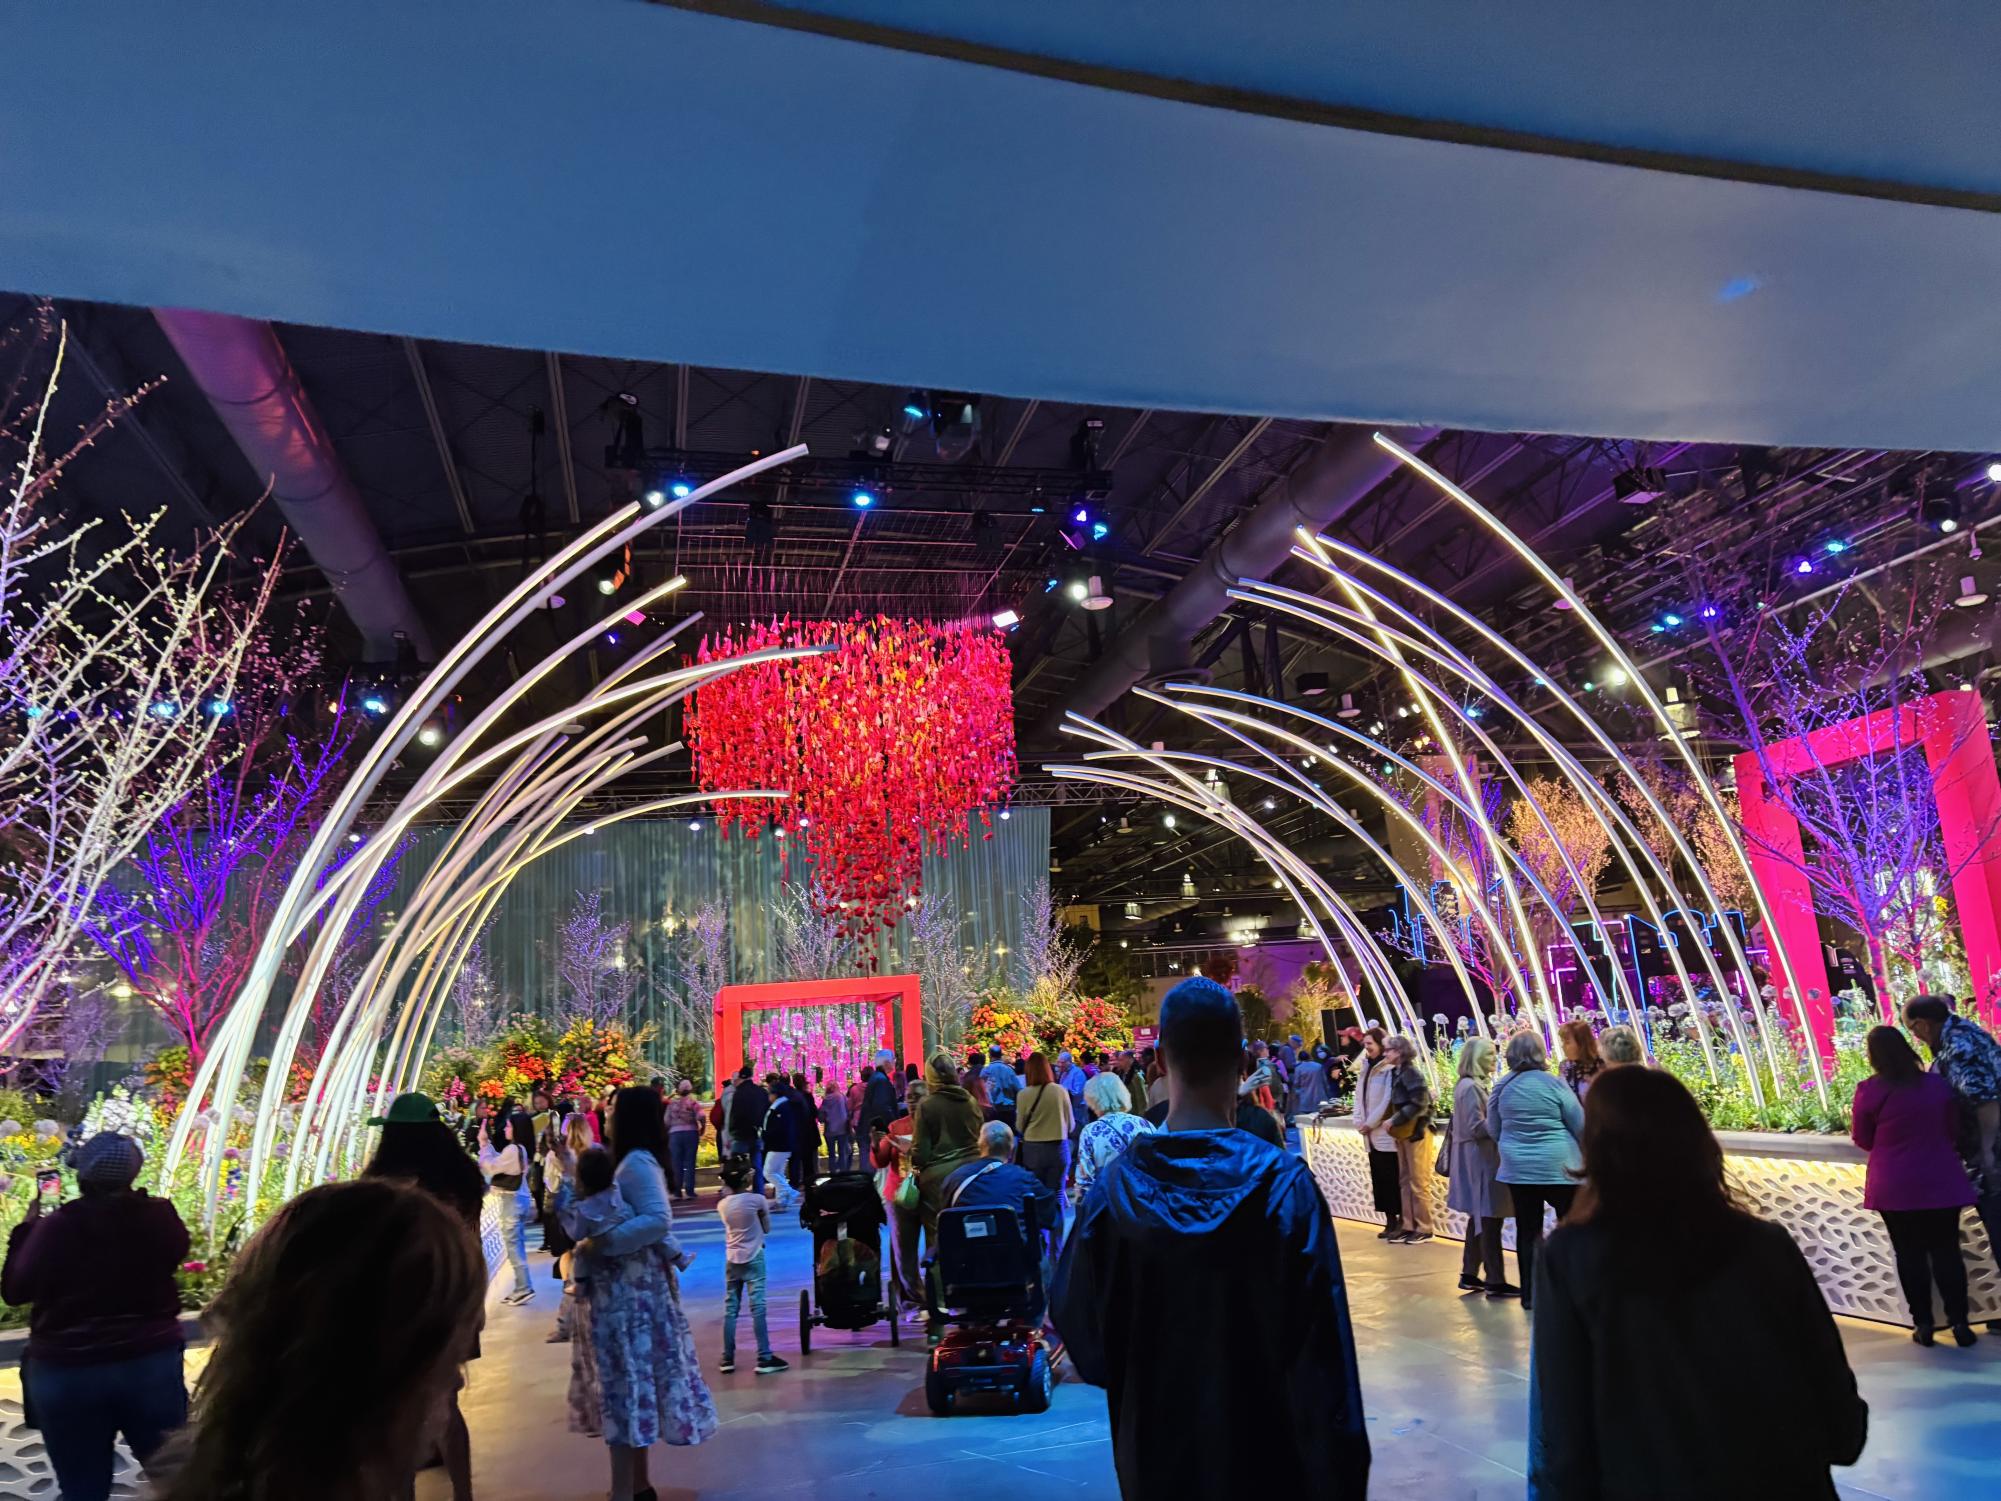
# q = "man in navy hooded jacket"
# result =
<box><xmin>1052</xmin><ymin>977</ymin><xmax>1370</xmax><ymax>1499</ymax></box>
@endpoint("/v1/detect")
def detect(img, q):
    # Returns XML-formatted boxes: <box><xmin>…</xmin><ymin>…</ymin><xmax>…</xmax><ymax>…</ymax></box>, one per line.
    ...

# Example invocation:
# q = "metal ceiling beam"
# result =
<box><xmin>403</xmin><ymin>337</ymin><xmax>475</xmax><ymax>535</ymax></box>
<box><xmin>1040</xmin><ymin>423</ymin><xmax>1436</xmax><ymax>736</ymax></box>
<box><xmin>995</xmin><ymin>399</ymin><xmax>1040</xmax><ymax>465</ymax></box>
<box><xmin>545</xmin><ymin>352</ymin><xmax>581</xmax><ymax>524</ymax></box>
<box><xmin>155</xmin><ymin>307</ymin><xmax>432</xmax><ymax>659</ymax></box>
<box><xmin>1142</xmin><ymin>416</ymin><xmax>1272</xmax><ymax>556</ymax></box>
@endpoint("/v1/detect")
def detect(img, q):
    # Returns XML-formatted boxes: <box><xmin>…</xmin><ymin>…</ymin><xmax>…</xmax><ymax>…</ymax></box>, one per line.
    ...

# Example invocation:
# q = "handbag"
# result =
<box><xmin>894</xmin><ymin>1169</ymin><xmax>921</xmax><ymax>1213</ymax></box>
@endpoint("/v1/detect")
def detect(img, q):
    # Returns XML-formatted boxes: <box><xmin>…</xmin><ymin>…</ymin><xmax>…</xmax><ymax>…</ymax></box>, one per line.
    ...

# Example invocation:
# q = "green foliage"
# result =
<box><xmin>1235</xmin><ymin>984</ymin><xmax>1275</xmax><ymax>1040</ymax></box>
<box><xmin>671</xmin><ymin>1037</ymin><xmax>709</xmax><ymax>1091</ymax></box>
<box><xmin>1073</xmin><ymin>926</ymin><xmax>1145</xmax><ymax>1014</ymax></box>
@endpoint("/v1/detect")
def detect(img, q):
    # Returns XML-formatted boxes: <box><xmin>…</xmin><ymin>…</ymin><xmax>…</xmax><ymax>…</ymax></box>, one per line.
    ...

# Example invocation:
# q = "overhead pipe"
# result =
<box><xmin>1039</xmin><ymin>423</ymin><xmax>1438</xmax><ymax>738</ymax></box>
<box><xmin>153</xmin><ymin>307</ymin><xmax>434</xmax><ymax>660</ymax></box>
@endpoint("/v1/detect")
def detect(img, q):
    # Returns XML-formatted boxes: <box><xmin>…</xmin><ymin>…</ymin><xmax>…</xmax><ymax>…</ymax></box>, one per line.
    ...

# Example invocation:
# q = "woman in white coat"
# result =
<box><xmin>1446</xmin><ymin>1037</ymin><xmax>1517</xmax><ymax>1298</ymax></box>
<box><xmin>1350</xmin><ymin>1028</ymin><xmax>1403</xmax><ymax>1238</ymax></box>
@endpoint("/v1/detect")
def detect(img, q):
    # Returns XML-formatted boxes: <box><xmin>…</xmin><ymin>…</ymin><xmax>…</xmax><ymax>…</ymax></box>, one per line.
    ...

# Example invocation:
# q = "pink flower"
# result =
<box><xmin>182</xmin><ymin>1260</ymin><xmax>208</xmax><ymax>1274</ymax></box>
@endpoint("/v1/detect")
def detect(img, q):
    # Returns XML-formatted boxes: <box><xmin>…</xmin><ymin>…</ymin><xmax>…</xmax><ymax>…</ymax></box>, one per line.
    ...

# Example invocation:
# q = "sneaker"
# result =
<box><xmin>1457</xmin><ymin>1274</ymin><xmax>1484</xmax><ymax>1292</ymax></box>
<box><xmin>1385</xmin><ymin>1230</ymin><xmax>1413</xmax><ymax>1244</ymax></box>
<box><xmin>502</xmin><ymin>1289</ymin><xmax>534</xmax><ymax>1306</ymax></box>
<box><xmin>755</xmin><ymin>1354</ymin><xmax>790</xmax><ymax>1375</ymax></box>
<box><xmin>718</xmin><ymin>1357</ymin><xmax>736</xmax><ymax>1374</ymax></box>
<box><xmin>1404</xmin><ymin>1232</ymin><xmax>1434</xmax><ymax>1244</ymax></box>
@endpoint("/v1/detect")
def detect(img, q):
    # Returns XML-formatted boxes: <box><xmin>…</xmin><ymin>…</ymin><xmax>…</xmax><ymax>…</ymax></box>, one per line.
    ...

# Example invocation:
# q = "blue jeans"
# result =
<box><xmin>25</xmin><ymin>1345</ymin><xmax>187</xmax><ymax>1501</ymax></box>
<box><xmin>826</xmin><ymin>1132</ymin><xmax>852</xmax><ymax>1173</ymax></box>
<box><xmin>495</xmin><ymin>1187</ymin><xmax>534</xmax><ymax>1296</ymax></box>
<box><xmin>722</xmin><ymin>1250</ymin><xmax>772</xmax><ymax>1362</ymax></box>
<box><xmin>669</xmin><ymin>1129</ymin><xmax>699</xmax><ymax>1197</ymax></box>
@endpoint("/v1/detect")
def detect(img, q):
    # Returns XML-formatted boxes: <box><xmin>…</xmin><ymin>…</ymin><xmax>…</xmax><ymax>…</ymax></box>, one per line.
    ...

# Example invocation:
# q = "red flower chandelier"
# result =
<box><xmin>688</xmin><ymin>615</ymin><xmax>1017</xmax><ymax>950</ymax></box>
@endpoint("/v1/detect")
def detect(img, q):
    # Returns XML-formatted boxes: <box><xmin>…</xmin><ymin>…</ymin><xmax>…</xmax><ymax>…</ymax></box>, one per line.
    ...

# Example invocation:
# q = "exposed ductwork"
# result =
<box><xmin>153</xmin><ymin>308</ymin><xmax>433</xmax><ymax>661</ymax></box>
<box><xmin>1042</xmin><ymin>424</ymin><xmax>1439</xmax><ymax>737</ymax></box>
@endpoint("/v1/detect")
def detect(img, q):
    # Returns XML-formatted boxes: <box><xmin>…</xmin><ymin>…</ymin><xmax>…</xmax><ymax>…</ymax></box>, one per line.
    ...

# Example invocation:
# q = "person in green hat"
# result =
<box><xmin>363</xmin><ymin>1092</ymin><xmax>484</xmax><ymax>1501</ymax></box>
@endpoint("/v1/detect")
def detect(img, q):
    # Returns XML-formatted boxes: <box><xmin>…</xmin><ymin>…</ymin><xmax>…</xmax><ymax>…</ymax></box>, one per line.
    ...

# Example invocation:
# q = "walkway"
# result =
<box><xmin>442</xmin><ymin>1204</ymin><xmax>2001</xmax><ymax>1501</ymax></box>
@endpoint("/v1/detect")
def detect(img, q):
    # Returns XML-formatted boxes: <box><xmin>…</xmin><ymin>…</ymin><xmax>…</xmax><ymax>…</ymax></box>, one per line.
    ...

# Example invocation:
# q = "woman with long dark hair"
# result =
<box><xmin>155</xmin><ymin>1178</ymin><xmax>484</xmax><ymax>1501</ymax></box>
<box><xmin>1529</xmin><ymin>1067</ymin><xmax>1867</xmax><ymax>1498</ymax></box>
<box><xmin>1350</xmin><ymin>1028</ymin><xmax>1402</xmax><ymax>1238</ymax></box>
<box><xmin>571</xmin><ymin>1085</ymin><xmax>716</xmax><ymax>1501</ymax></box>
<box><xmin>479</xmin><ymin>1104</ymin><xmax>540</xmax><ymax>1306</ymax></box>
<box><xmin>1555</xmin><ymin>1019</ymin><xmax>1603</xmax><ymax>1101</ymax></box>
<box><xmin>1853</xmin><ymin>1024</ymin><xmax>1977</xmax><ymax>1345</ymax></box>
<box><xmin>364</xmin><ymin>1092</ymin><xmax>485</xmax><ymax>1501</ymax></box>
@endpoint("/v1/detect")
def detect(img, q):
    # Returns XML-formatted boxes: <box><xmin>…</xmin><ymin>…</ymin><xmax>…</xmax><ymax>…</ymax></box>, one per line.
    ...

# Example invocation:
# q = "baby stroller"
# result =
<box><xmin>924</xmin><ymin>1200</ymin><xmax>1054</xmax><ymax>1415</ymax></box>
<box><xmin>797</xmin><ymin>1170</ymin><xmax>899</xmax><ymax>1352</ymax></box>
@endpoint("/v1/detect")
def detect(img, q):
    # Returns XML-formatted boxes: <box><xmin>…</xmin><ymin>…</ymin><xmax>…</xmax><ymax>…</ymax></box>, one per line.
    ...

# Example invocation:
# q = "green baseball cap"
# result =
<box><xmin>367</xmin><ymin>1092</ymin><xmax>442</xmax><ymax>1126</ymax></box>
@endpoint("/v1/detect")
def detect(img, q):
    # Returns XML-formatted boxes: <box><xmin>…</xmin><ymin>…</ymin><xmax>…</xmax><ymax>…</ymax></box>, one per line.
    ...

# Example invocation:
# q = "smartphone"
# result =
<box><xmin>35</xmin><ymin>1168</ymin><xmax>61</xmax><ymax>1203</ymax></box>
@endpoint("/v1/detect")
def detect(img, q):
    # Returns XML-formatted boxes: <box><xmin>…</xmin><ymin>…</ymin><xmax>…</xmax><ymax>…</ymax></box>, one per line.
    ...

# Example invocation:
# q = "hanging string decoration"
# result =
<box><xmin>689</xmin><ymin>615</ymin><xmax>1016</xmax><ymax>952</ymax></box>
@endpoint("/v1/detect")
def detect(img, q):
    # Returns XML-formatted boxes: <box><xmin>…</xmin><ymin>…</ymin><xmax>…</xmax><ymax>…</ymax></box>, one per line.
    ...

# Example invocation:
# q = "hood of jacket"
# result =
<box><xmin>1100</xmin><ymin>1127</ymin><xmax>1293</xmax><ymax>1237</ymax></box>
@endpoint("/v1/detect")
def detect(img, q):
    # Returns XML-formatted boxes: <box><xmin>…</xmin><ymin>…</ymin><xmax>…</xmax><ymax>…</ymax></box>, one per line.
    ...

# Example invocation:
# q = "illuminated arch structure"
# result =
<box><xmin>162</xmin><ymin>447</ymin><xmax>829</xmax><ymax>1221</ymax></box>
<box><xmin>1048</xmin><ymin>435</ymin><xmax>1830</xmax><ymax>1108</ymax></box>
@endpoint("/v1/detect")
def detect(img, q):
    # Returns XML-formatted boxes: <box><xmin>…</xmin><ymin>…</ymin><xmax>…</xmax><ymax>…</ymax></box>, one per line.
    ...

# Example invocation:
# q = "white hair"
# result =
<box><xmin>979</xmin><ymin>1119</ymin><xmax>1015</xmax><ymax>1157</ymax></box>
<box><xmin>1083</xmin><ymin>1070</ymin><xmax>1132</xmax><ymax>1117</ymax></box>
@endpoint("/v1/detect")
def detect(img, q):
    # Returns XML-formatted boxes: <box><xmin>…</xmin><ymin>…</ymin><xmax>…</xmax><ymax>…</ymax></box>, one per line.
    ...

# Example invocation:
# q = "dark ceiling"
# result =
<box><xmin>9</xmin><ymin>293</ymin><xmax>1992</xmax><ymax>949</ymax></box>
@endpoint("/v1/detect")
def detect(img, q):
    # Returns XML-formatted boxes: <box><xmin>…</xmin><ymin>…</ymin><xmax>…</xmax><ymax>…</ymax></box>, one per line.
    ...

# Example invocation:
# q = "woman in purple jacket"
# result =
<box><xmin>1851</xmin><ymin>1025</ymin><xmax>1977</xmax><ymax>1346</ymax></box>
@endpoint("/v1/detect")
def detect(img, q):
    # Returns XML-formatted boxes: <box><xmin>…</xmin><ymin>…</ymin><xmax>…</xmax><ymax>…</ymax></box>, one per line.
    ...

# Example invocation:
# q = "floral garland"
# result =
<box><xmin>688</xmin><ymin>615</ymin><xmax>1016</xmax><ymax>954</ymax></box>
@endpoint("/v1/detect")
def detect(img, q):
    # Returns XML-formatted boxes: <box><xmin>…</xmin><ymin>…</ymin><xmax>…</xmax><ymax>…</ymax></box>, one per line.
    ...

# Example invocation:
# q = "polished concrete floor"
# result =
<box><xmin>436</xmin><ymin>1199</ymin><xmax>2001</xmax><ymax>1501</ymax></box>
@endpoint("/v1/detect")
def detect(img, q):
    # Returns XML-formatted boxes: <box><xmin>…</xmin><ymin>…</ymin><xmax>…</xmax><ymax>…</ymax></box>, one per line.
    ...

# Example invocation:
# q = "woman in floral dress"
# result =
<box><xmin>571</xmin><ymin>1086</ymin><xmax>717</xmax><ymax>1501</ymax></box>
<box><xmin>1073</xmin><ymin>1069</ymin><xmax>1156</xmax><ymax>1214</ymax></box>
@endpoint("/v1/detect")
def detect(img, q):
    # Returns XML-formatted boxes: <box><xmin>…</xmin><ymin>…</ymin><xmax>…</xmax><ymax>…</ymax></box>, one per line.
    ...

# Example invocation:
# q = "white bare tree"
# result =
<box><xmin>907</xmin><ymin>888</ymin><xmax>976</xmax><ymax>1051</ymax></box>
<box><xmin>653</xmin><ymin>900</ymin><xmax>728</xmax><ymax>1055</ymax></box>
<box><xmin>548</xmin><ymin>888</ymin><xmax>639</xmax><ymax>1028</ymax></box>
<box><xmin>772</xmin><ymin>879</ymin><xmax>860</xmax><ymax>980</ymax></box>
<box><xmin>1011</xmin><ymin>876</ymin><xmax>1084</xmax><ymax>1002</ymax></box>
<box><xmin>0</xmin><ymin>312</ymin><xmax>279</xmax><ymax>1046</ymax></box>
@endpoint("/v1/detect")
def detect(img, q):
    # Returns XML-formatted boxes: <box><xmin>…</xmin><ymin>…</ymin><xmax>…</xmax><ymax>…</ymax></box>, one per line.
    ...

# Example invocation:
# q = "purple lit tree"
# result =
<box><xmin>548</xmin><ymin>888</ymin><xmax>640</xmax><ymax>1029</ymax></box>
<box><xmin>1688</xmin><ymin>556</ymin><xmax>2001</xmax><ymax>1009</ymax></box>
<box><xmin>75</xmin><ymin>623</ymin><xmax>373</xmax><ymax>1059</ymax></box>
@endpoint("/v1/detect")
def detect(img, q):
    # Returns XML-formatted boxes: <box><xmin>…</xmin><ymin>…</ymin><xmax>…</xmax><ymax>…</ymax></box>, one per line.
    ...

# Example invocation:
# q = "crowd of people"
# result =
<box><xmin>4</xmin><ymin>985</ymin><xmax>1998</xmax><ymax>1499</ymax></box>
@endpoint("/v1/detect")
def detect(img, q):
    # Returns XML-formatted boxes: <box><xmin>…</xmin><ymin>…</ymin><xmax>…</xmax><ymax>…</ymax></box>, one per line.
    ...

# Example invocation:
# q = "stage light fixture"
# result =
<box><xmin>1987</xmin><ymin>461</ymin><xmax>2001</xmax><ymax>483</ymax></box>
<box><xmin>1553</xmin><ymin>577</ymin><xmax>1576</xmax><ymax>611</ymax></box>
<box><xmin>347</xmin><ymin>833</ymin><xmax>363</xmax><ymax>845</ymax></box>
<box><xmin>899</xmin><ymin>392</ymin><xmax>929</xmax><ymax>427</ymax></box>
<box><xmin>416</xmin><ymin>721</ymin><xmax>444</xmax><ymax>748</ymax></box>
<box><xmin>1923</xmin><ymin>482</ymin><xmax>1963</xmax><ymax>533</ymax></box>
<box><xmin>1261</xmin><ymin>797</ymin><xmax>1276</xmax><ymax>811</ymax></box>
<box><xmin>1297</xmin><ymin>673</ymin><xmax>1330</xmax><ymax>699</ymax></box>
<box><xmin>150</xmin><ymin>700</ymin><xmax>180</xmax><ymax>719</ymax></box>
<box><xmin>688</xmin><ymin>819</ymin><xmax>702</xmax><ymax>831</ymax></box>
<box><xmin>670</xmin><ymin>479</ymin><xmax>693</xmax><ymax>500</ymax></box>
<box><xmin>1066</xmin><ymin>579</ymin><xmax>1089</xmax><ymax>602</ymax></box>
<box><xmin>1823</xmin><ymin>538</ymin><xmax>1849</xmax><ymax>555</ymax></box>
<box><xmin>1091</xmin><ymin>521</ymin><xmax>1109</xmax><ymax>541</ymax></box>
<box><xmin>206</xmin><ymin>698</ymin><xmax>233</xmax><ymax>716</ymax></box>
<box><xmin>1072</xmin><ymin>507</ymin><xmax>1090</xmax><ymax>525</ymax></box>
<box><xmin>1794</xmin><ymin>558</ymin><xmax>1815</xmax><ymax>575</ymax></box>
<box><xmin>362</xmin><ymin>695</ymin><xmax>389</xmax><ymax>716</ymax></box>
<box><xmin>851</xmin><ymin>488</ymin><xmax>876</xmax><ymax>509</ymax></box>
<box><xmin>999</xmin><ymin>809</ymin><xmax>1011</xmax><ymax>821</ymax></box>
<box><xmin>1956</xmin><ymin>576</ymin><xmax>1990</xmax><ymax>609</ymax></box>
<box><xmin>1661</xmin><ymin>613</ymin><xmax>1683</xmax><ymax>627</ymax></box>
<box><xmin>1604</xmin><ymin>666</ymin><xmax>1630</xmax><ymax>687</ymax></box>
<box><xmin>1081</xmin><ymin>575</ymin><xmax>1113</xmax><ymax>611</ymax></box>
<box><xmin>1699</xmin><ymin>604</ymin><xmax>1719</xmax><ymax>619</ymax></box>
<box><xmin>991</xmin><ymin>609</ymin><xmax>1020</xmax><ymax>629</ymax></box>
<box><xmin>1612</xmin><ymin>465</ymin><xmax>1668</xmax><ymax>504</ymax></box>
<box><xmin>1163</xmin><ymin>813</ymin><xmax>1177</xmax><ymax>829</ymax></box>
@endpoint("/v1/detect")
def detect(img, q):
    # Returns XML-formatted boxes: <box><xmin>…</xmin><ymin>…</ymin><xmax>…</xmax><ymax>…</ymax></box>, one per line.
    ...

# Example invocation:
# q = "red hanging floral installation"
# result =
<box><xmin>688</xmin><ymin>615</ymin><xmax>1017</xmax><ymax>950</ymax></box>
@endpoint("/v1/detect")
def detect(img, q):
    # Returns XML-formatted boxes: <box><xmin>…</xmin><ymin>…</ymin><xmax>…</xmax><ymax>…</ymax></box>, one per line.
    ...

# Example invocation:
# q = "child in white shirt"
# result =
<box><xmin>716</xmin><ymin>1154</ymin><xmax>787</xmax><ymax>1375</ymax></box>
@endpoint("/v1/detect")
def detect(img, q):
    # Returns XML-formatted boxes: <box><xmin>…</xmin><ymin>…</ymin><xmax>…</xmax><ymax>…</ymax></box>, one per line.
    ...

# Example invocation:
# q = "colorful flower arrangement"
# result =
<box><xmin>967</xmin><ymin>988</ymin><xmax>1132</xmax><ymax>1060</ymax></box>
<box><xmin>688</xmin><ymin>615</ymin><xmax>1016</xmax><ymax>952</ymax></box>
<box><xmin>419</xmin><ymin>1016</ymin><xmax>649</xmax><ymax>1109</ymax></box>
<box><xmin>743</xmin><ymin>1004</ymin><xmax>881</xmax><ymax>1086</ymax></box>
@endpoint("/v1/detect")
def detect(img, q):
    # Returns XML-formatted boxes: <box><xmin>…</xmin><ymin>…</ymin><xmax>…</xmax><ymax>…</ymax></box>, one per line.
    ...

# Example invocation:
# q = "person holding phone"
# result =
<box><xmin>3</xmin><ymin>1131</ymin><xmax>191</xmax><ymax>1501</ymax></box>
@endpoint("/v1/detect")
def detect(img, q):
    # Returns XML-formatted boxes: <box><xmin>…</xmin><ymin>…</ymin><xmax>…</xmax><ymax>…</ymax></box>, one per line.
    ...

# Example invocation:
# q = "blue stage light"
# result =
<box><xmin>1824</xmin><ymin>538</ymin><xmax>1848</xmax><ymax>555</ymax></box>
<box><xmin>670</xmin><ymin>480</ymin><xmax>693</xmax><ymax>499</ymax></box>
<box><xmin>361</xmin><ymin>695</ymin><xmax>389</xmax><ymax>715</ymax></box>
<box><xmin>1795</xmin><ymin>558</ymin><xmax>1815</xmax><ymax>575</ymax></box>
<box><xmin>851</xmin><ymin>489</ymin><xmax>875</xmax><ymax>508</ymax></box>
<box><xmin>1091</xmin><ymin>522</ymin><xmax>1109</xmax><ymax>541</ymax></box>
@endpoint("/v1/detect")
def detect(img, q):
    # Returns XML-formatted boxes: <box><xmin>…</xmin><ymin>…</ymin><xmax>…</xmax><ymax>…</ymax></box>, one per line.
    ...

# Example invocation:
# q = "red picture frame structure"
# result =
<box><xmin>1734</xmin><ymin>689</ymin><xmax>2001</xmax><ymax>1047</ymax></box>
<box><xmin>711</xmin><ymin>973</ymin><xmax>924</xmax><ymax>1087</ymax></box>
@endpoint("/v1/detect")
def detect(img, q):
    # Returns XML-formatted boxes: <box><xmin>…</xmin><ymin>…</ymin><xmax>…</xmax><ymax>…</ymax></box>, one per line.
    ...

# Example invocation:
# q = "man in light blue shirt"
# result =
<box><xmin>981</xmin><ymin>1044</ymin><xmax>1022</xmax><ymax>1129</ymax></box>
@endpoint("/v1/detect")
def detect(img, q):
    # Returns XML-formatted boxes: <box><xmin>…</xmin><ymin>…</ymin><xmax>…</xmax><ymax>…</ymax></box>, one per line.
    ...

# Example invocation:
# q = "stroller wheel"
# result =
<box><xmin>798</xmin><ymin>1289</ymin><xmax>813</xmax><ymax>1356</ymax></box>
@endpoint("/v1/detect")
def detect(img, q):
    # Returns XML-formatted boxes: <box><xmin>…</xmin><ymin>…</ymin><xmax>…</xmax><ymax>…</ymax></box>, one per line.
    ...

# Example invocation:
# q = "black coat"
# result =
<box><xmin>860</xmin><ymin>1069</ymin><xmax>900</xmax><ymax>1134</ymax></box>
<box><xmin>761</xmin><ymin>1092</ymin><xmax>796</xmax><ymax>1154</ymax></box>
<box><xmin>727</xmin><ymin>1080</ymin><xmax>769</xmax><ymax>1145</ymax></box>
<box><xmin>1530</xmin><ymin>1217</ymin><xmax>1867</xmax><ymax>1499</ymax></box>
<box><xmin>1053</xmin><ymin>1129</ymin><xmax>1368</xmax><ymax>1499</ymax></box>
